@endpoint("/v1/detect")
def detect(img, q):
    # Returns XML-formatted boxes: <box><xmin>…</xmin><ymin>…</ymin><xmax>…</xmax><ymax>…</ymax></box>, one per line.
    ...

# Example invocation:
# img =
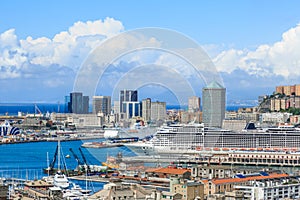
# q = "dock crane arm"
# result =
<box><xmin>69</xmin><ymin>148</ymin><xmax>83</xmax><ymax>165</ymax></box>
<box><xmin>78</xmin><ymin>147</ymin><xmax>91</xmax><ymax>173</ymax></box>
<box><xmin>49</xmin><ymin>145</ymin><xmax>58</xmax><ymax>170</ymax></box>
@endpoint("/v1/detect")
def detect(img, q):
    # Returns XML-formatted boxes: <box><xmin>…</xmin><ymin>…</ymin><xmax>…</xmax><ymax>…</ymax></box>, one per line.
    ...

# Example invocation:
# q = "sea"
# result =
<box><xmin>0</xmin><ymin>103</ymin><xmax>248</xmax><ymax>116</ymax></box>
<box><xmin>0</xmin><ymin>139</ymin><xmax>135</xmax><ymax>192</ymax></box>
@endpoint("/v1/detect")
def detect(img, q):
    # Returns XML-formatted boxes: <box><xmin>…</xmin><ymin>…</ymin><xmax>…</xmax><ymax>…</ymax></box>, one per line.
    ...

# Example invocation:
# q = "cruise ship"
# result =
<box><xmin>124</xmin><ymin>123</ymin><xmax>300</xmax><ymax>157</ymax></box>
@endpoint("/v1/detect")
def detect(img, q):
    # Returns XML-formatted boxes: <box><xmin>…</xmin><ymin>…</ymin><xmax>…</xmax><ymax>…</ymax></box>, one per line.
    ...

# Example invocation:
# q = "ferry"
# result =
<box><xmin>124</xmin><ymin>122</ymin><xmax>300</xmax><ymax>157</ymax></box>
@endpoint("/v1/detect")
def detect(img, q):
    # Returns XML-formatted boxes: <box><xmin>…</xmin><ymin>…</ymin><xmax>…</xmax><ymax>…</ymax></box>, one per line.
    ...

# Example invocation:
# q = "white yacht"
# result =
<box><xmin>53</xmin><ymin>171</ymin><xmax>69</xmax><ymax>189</ymax></box>
<box><xmin>53</xmin><ymin>139</ymin><xmax>70</xmax><ymax>189</ymax></box>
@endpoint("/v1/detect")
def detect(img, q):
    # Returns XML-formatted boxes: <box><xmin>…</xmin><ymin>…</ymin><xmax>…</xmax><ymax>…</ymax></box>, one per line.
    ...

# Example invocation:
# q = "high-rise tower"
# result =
<box><xmin>202</xmin><ymin>81</ymin><xmax>226</xmax><ymax>127</ymax></box>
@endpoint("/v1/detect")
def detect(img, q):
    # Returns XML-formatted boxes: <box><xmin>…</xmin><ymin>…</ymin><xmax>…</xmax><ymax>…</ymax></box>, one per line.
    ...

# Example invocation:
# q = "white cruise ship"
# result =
<box><xmin>124</xmin><ymin>123</ymin><xmax>300</xmax><ymax>157</ymax></box>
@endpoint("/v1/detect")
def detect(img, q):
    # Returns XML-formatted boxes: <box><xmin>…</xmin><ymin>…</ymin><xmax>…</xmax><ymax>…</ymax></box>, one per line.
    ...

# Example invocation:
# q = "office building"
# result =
<box><xmin>92</xmin><ymin>96</ymin><xmax>111</xmax><ymax>115</ymax></box>
<box><xmin>119</xmin><ymin>90</ymin><xmax>138</xmax><ymax>113</ymax></box>
<box><xmin>119</xmin><ymin>90</ymin><xmax>138</xmax><ymax>119</ymax></box>
<box><xmin>122</xmin><ymin>101</ymin><xmax>141</xmax><ymax>119</ymax></box>
<box><xmin>142</xmin><ymin>98</ymin><xmax>151</xmax><ymax>122</ymax></box>
<box><xmin>151</xmin><ymin>101</ymin><xmax>166</xmax><ymax>121</ymax></box>
<box><xmin>202</xmin><ymin>81</ymin><xmax>226</xmax><ymax>127</ymax></box>
<box><xmin>188</xmin><ymin>96</ymin><xmax>201</xmax><ymax>113</ymax></box>
<box><xmin>69</xmin><ymin>92</ymin><xmax>89</xmax><ymax>114</ymax></box>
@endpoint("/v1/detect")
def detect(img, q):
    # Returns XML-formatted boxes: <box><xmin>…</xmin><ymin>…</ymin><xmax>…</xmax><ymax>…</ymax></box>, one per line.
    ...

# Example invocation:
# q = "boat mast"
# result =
<box><xmin>58</xmin><ymin>139</ymin><xmax>61</xmax><ymax>171</ymax></box>
<box><xmin>47</xmin><ymin>152</ymin><xmax>49</xmax><ymax>177</ymax></box>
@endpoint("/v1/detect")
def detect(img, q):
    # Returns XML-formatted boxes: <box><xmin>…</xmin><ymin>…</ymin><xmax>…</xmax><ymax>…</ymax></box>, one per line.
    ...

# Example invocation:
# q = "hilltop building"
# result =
<box><xmin>202</xmin><ymin>81</ymin><xmax>226</xmax><ymax>127</ymax></box>
<box><xmin>276</xmin><ymin>84</ymin><xmax>300</xmax><ymax>96</ymax></box>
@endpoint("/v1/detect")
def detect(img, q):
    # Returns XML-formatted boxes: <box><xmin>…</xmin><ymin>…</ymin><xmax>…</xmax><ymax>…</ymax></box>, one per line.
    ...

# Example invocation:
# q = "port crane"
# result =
<box><xmin>69</xmin><ymin>148</ymin><xmax>84</xmax><ymax>166</ymax></box>
<box><xmin>79</xmin><ymin>147</ymin><xmax>91</xmax><ymax>173</ymax></box>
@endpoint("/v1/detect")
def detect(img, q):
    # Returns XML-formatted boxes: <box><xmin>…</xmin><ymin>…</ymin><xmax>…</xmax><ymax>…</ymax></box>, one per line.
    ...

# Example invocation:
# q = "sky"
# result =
<box><xmin>1</xmin><ymin>0</ymin><xmax>300</xmax><ymax>105</ymax></box>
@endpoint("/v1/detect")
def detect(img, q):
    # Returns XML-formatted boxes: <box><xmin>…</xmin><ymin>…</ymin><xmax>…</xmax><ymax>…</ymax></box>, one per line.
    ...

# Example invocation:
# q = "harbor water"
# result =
<box><xmin>0</xmin><ymin>139</ymin><xmax>135</xmax><ymax>192</ymax></box>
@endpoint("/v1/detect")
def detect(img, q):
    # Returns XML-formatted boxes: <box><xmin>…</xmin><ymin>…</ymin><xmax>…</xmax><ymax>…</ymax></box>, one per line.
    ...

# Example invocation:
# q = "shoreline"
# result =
<box><xmin>0</xmin><ymin>135</ymin><xmax>105</xmax><ymax>145</ymax></box>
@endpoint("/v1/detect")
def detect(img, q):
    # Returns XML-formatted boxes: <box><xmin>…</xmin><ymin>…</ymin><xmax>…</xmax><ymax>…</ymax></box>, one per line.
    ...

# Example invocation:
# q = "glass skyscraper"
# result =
<box><xmin>202</xmin><ymin>81</ymin><xmax>226</xmax><ymax>127</ymax></box>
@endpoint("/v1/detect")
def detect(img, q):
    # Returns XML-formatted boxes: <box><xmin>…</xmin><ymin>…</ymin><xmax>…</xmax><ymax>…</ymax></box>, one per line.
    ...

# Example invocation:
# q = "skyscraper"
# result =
<box><xmin>92</xmin><ymin>96</ymin><xmax>111</xmax><ymax>115</ymax></box>
<box><xmin>69</xmin><ymin>92</ymin><xmax>89</xmax><ymax>114</ymax></box>
<box><xmin>142</xmin><ymin>98</ymin><xmax>151</xmax><ymax>122</ymax></box>
<box><xmin>119</xmin><ymin>90</ymin><xmax>138</xmax><ymax>119</ymax></box>
<box><xmin>122</xmin><ymin>101</ymin><xmax>141</xmax><ymax>119</ymax></box>
<box><xmin>151</xmin><ymin>101</ymin><xmax>166</xmax><ymax>121</ymax></box>
<box><xmin>119</xmin><ymin>90</ymin><xmax>138</xmax><ymax>113</ymax></box>
<box><xmin>202</xmin><ymin>81</ymin><xmax>226</xmax><ymax>127</ymax></box>
<box><xmin>188</xmin><ymin>96</ymin><xmax>201</xmax><ymax>113</ymax></box>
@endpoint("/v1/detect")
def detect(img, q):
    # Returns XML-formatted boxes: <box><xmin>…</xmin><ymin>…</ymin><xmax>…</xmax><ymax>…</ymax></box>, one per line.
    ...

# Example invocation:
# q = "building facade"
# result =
<box><xmin>188</xmin><ymin>96</ymin><xmax>201</xmax><ymax>113</ymax></box>
<box><xmin>202</xmin><ymin>81</ymin><xmax>226</xmax><ymax>127</ymax></box>
<box><xmin>276</xmin><ymin>84</ymin><xmax>300</xmax><ymax>96</ymax></box>
<box><xmin>119</xmin><ymin>90</ymin><xmax>138</xmax><ymax>120</ymax></box>
<box><xmin>151</xmin><ymin>101</ymin><xmax>166</xmax><ymax>121</ymax></box>
<box><xmin>142</xmin><ymin>98</ymin><xmax>151</xmax><ymax>122</ymax></box>
<box><xmin>122</xmin><ymin>101</ymin><xmax>141</xmax><ymax>119</ymax></box>
<box><xmin>69</xmin><ymin>92</ymin><xmax>89</xmax><ymax>114</ymax></box>
<box><xmin>92</xmin><ymin>96</ymin><xmax>111</xmax><ymax>115</ymax></box>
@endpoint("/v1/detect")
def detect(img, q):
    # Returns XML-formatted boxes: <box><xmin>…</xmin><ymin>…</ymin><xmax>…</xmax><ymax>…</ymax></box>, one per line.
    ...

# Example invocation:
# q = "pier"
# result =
<box><xmin>122</xmin><ymin>150</ymin><xmax>300</xmax><ymax>168</ymax></box>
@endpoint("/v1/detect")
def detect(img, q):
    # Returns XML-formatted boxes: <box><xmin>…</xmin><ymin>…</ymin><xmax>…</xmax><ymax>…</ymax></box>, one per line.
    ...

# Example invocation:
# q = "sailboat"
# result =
<box><xmin>53</xmin><ymin>139</ymin><xmax>70</xmax><ymax>189</ymax></box>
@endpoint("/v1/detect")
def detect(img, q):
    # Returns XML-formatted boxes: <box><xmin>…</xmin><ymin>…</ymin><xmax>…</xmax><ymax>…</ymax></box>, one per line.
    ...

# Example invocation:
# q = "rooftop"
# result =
<box><xmin>204</xmin><ymin>81</ymin><xmax>224</xmax><ymax>89</ymax></box>
<box><xmin>146</xmin><ymin>167</ymin><xmax>191</xmax><ymax>175</ymax></box>
<box><xmin>202</xmin><ymin>173</ymin><xmax>289</xmax><ymax>185</ymax></box>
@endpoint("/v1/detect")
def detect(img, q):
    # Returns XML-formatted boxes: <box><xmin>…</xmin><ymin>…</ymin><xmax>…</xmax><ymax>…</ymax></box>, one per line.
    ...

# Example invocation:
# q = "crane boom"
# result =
<box><xmin>69</xmin><ymin>148</ymin><xmax>83</xmax><ymax>165</ymax></box>
<box><xmin>78</xmin><ymin>148</ymin><xmax>91</xmax><ymax>173</ymax></box>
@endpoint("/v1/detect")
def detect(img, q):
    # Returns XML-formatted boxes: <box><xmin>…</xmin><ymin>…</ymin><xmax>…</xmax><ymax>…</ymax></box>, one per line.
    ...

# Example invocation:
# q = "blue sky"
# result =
<box><xmin>1</xmin><ymin>0</ymin><xmax>300</xmax><ymax>105</ymax></box>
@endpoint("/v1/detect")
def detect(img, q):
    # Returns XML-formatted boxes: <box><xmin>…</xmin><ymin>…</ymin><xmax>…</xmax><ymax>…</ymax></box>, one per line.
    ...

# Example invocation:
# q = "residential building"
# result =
<box><xmin>275</xmin><ymin>84</ymin><xmax>300</xmax><ymax>96</ymax></box>
<box><xmin>202</xmin><ymin>172</ymin><xmax>289</xmax><ymax>197</ymax></box>
<box><xmin>191</xmin><ymin>165</ymin><xmax>258</xmax><ymax>180</ymax></box>
<box><xmin>90</xmin><ymin>179</ymin><xmax>152</xmax><ymax>200</ymax></box>
<box><xmin>171</xmin><ymin>178</ymin><xmax>204</xmax><ymax>200</ymax></box>
<box><xmin>260</xmin><ymin>112</ymin><xmax>292</xmax><ymax>124</ymax></box>
<box><xmin>188</xmin><ymin>96</ymin><xmax>201</xmax><ymax>113</ymax></box>
<box><xmin>232</xmin><ymin>176</ymin><xmax>300</xmax><ymax>200</ymax></box>
<box><xmin>202</xmin><ymin>81</ymin><xmax>226</xmax><ymax>127</ymax></box>
<box><xmin>151</xmin><ymin>101</ymin><xmax>166</xmax><ymax>121</ymax></box>
<box><xmin>92</xmin><ymin>96</ymin><xmax>111</xmax><ymax>115</ymax></box>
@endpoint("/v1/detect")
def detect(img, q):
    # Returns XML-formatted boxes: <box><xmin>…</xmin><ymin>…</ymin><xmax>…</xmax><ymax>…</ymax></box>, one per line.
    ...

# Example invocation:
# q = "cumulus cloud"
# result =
<box><xmin>213</xmin><ymin>24</ymin><xmax>300</xmax><ymax>78</ymax></box>
<box><xmin>0</xmin><ymin>17</ymin><xmax>124</xmax><ymax>80</ymax></box>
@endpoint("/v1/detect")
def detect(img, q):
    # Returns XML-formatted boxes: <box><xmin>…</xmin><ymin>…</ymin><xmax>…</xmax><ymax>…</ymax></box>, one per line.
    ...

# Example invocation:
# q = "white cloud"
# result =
<box><xmin>0</xmin><ymin>17</ymin><xmax>124</xmax><ymax>79</ymax></box>
<box><xmin>213</xmin><ymin>24</ymin><xmax>300</xmax><ymax>78</ymax></box>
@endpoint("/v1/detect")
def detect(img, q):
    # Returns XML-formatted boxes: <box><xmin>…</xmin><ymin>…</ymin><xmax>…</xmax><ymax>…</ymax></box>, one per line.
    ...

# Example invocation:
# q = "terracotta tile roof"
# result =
<box><xmin>207</xmin><ymin>173</ymin><xmax>289</xmax><ymax>185</ymax></box>
<box><xmin>146</xmin><ymin>167</ymin><xmax>191</xmax><ymax>175</ymax></box>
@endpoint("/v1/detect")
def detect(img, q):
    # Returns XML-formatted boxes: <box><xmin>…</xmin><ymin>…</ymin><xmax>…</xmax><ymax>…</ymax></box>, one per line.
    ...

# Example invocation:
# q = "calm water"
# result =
<box><xmin>0</xmin><ymin>103</ymin><xmax>246</xmax><ymax>116</ymax></box>
<box><xmin>0</xmin><ymin>139</ymin><xmax>135</xmax><ymax>191</ymax></box>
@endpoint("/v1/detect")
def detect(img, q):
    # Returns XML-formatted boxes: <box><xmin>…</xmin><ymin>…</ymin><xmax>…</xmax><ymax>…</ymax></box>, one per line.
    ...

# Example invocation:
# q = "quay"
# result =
<box><xmin>122</xmin><ymin>150</ymin><xmax>300</xmax><ymax>167</ymax></box>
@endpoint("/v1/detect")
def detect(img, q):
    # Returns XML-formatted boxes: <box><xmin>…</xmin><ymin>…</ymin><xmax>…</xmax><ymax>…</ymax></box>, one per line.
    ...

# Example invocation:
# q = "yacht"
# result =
<box><xmin>124</xmin><ymin>122</ymin><xmax>300</xmax><ymax>157</ymax></box>
<box><xmin>53</xmin><ymin>139</ymin><xmax>70</xmax><ymax>189</ymax></box>
<box><xmin>53</xmin><ymin>171</ymin><xmax>70</xmax><ymax>189</ymax></box>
